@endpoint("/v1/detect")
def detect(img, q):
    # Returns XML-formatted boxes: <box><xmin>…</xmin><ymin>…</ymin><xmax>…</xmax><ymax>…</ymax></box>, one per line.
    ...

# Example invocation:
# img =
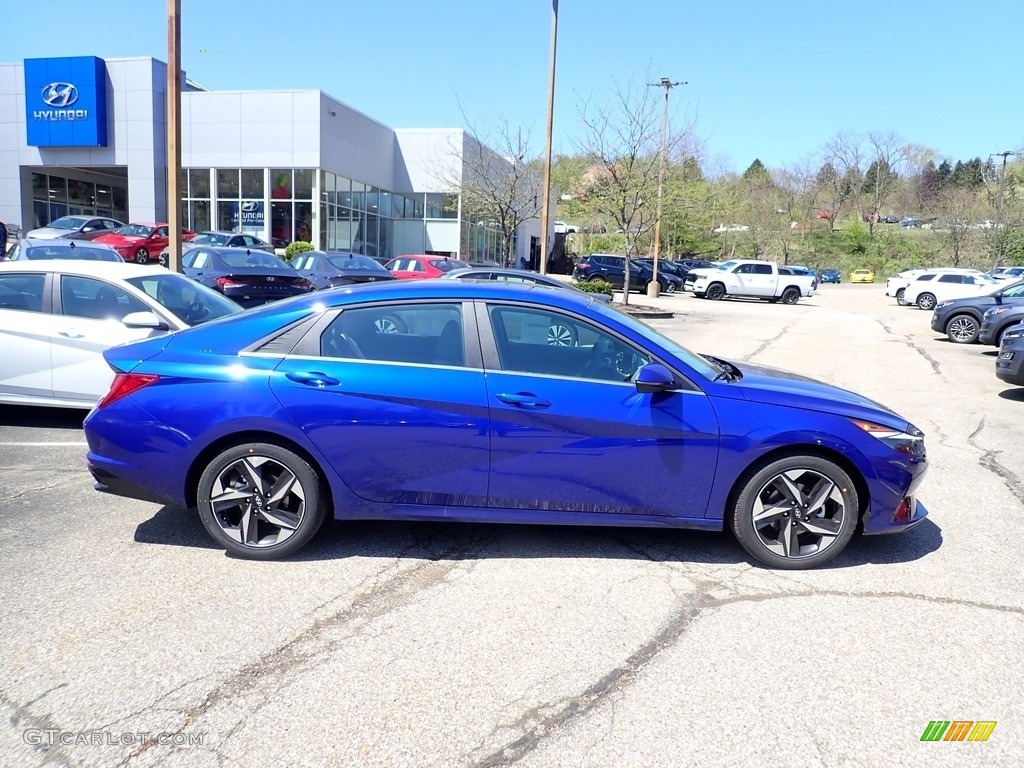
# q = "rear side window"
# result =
<box><xmin>0</xmin><ymin>273</ymin><xmax>46</xmax><ymax>312</ymax></box>
<box><xmin>320</xmin><ymin>303</ymin><xmax>467</xmax><ymax>367</ymax></box>
<box><xmin>917</xmin><ymin>274</ymin><xmax>935</xmax><ymax>282</ymax></box>
<box><xmin>938</xmin><ymin>275</ymin><xmax>962</xmax><ymax>283</ymax></box>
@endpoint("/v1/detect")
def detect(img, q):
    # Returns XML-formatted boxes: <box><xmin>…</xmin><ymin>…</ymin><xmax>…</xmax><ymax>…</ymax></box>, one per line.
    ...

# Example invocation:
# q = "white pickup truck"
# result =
<box><xmin>686</xmin><ymin>259</ymin><xmax>817</xmax><ymax>304</ymax></box>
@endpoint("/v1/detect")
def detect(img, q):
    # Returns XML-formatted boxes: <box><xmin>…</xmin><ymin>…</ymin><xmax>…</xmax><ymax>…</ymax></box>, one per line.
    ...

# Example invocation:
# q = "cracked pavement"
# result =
<box><xmin>1</xmin><ymin>285</ymin><xmax>1022</xmax><ymax>767</ymax></box>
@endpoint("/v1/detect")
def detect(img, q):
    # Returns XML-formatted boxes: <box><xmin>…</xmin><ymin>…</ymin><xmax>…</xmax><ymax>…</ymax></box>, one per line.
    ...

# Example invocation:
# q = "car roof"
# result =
<box><xmin>0</xmin><ymin>259</ymin><xmax>171</xmax><ymax>277</ymax></box>
<box><xmin>19</xmin><ymin>237</ymin><xmax>118</xmax><ymax>250</ymax></box>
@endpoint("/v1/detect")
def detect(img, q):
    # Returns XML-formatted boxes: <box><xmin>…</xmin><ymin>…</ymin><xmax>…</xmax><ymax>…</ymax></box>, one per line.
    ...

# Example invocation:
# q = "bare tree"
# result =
<box><xmin>439</xmin><ymin>116</ymin><xmax>543</xmax><ymax>267</ymax></box>
<box><xmin>863</xmin><ymin>131</ymin><xmax>908</xmax><ymax>236</ymax></box>
<box><xmin>823</xmin><ymin>131</ymin><xmax>865</xmax><ymax>223</ymax></box>
<box><xmin>935</xmin><ymin>188</ymin><xmax>980</xmax><ymax>266</ymax></box>
<box><xmin>572</xmin><ymin>75</ymin><xmax>692</xmax><ymax>304</ymax></box>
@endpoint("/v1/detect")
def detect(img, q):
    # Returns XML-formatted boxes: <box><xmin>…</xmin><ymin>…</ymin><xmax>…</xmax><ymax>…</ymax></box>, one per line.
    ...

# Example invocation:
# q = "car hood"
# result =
<box><xmin>26</xmin><ymin>227</ymin><xmax>70</xmax><ymax>239</ymax></box>
<box><xmin>726</xmin><ymin>360</ymin><xmax>910</xmax><ymax>430</ymax></box>
<box><xmin>686</xmin><ymin>268</ymin><xmax>721</xmax><ymax>278</ymax></box>
<box><xmin>94</xmin><ymin>234</ymin><xmax>143</xmax><ymax>246</ymax></box>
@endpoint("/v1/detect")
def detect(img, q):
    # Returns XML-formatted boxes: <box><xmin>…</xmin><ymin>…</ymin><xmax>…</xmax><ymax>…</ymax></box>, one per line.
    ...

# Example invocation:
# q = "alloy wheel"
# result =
<box><xmin>208</xmin><ymin>455</ymin><xmax>306</xmax><ymax>548</ymax></box>
<box><xmin>917</xmin><ymin>293</ymin><xmax>936</xmax><ymax>310</ymax></box>
<box><xmin>136</xmin><ymin>248</ymin><xmax>149</xmax><ymax>264</ymax></box>
<box><xmin>750</xmin><ymin>468</ymin><xmax>847</xmax><ymax>560</ymax></box>
<box><xmin>947</xmin><ymin>316</ymin><xmax>979</xmax><ymax>344</ymax></box>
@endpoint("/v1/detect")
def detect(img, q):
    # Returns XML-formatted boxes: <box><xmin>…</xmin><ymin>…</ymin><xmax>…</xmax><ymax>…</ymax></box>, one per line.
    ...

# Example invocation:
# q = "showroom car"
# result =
<box><xmin>83</xmin><ymin>280</ymin><xmax>928</xmax><ymax>570</ymax></box>
<box><xmin>291</xmin><ymin>252</ymin><xmax>397</xmax><ymax>290</ymax></box>
<box><xmin>91</xmin><ymin>222</ymin><xmax>196</xmax><ymax>264</ymax></box>
<box><xmin>182</xmin><ymin>247</ymin><xmax>316</xmax><ymax>307</ymax></box>
<box><xmin>160</xmin><ymin>231</ymin><xmax>275</xmax><ymax>265</ymax></box>
<box><xmin>442</xmin><ymin>266</ymin><xmax>612</xmax><ymax>304</ymax></box>
<box><xmin>929</xmin><ymin>279</ymin><xmax>1024</xmax><ymax>344</ymax></box>
<box><xmin>26</xmin><ymin>215</ymin><xmax>123</xmax><ymax>240</ymax></box>
<box><xmin>903</xmin><ymin>270</ymin><xmax>1000</xmax><ymax>310</ymax></box>
<box><xmin>5</xmin><ymin>238</ymin><xmax>123</xmax><ymax>262</ymax></box>
<box><xmin>995</xmin><ymin>323</ymin><xmax>1024</xmax><ymax>386</ymax></box>
<box><xmin>0</xmin><ymin>260</ymin><xmax>241</xmax><ymax>408</ymax></box>
<box><xmin>385</xmin><ymin>255</ymin><xmax>472</xmax><ymax>280</ymax></box>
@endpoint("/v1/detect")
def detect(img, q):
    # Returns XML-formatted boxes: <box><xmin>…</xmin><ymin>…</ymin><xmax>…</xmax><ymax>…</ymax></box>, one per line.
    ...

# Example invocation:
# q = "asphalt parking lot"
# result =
<box><xmin>1</xmin><ymin>284</ymin><xmax>1022</xmax><ymax>767</ymax></box>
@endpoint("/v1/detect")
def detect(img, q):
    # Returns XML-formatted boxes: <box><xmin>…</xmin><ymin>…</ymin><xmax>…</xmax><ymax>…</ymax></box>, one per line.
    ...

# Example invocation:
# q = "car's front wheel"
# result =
<box><xmin>917</xmin><ymin>292</ymin><xmax>937</xmax><ymax>310</ymax></box>
<box><xmin>706</xmin><ymin>282</ymin><xmax>726</xmax><ymax>300</ymax></box>
<box><xmin>946</xmin><ymin>315</ymin><xmax>979</xmax><ymax>344</ymax></box>
<box><xmin>730</xmin><ymin>455</ymin><xmax>859</xmax><ymax>569</ymax></box>
<box><xmin>135</xmin><ymin>248</ymin><xmax>149</xmax><ymax>264</ymax></box>
<box><xmin>780</xmin><ymin>287</ymin><xmax>800</xmax><ymax>304</ymax></box>
<box><xmin>196</xmin><ymin>442</ymin><xmax>327</xmax><ymax>560</ymax></box>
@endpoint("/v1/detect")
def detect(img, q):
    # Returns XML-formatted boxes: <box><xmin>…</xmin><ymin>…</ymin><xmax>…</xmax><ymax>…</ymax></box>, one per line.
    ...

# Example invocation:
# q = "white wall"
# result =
<box><xmin>393</xmin><ymin>129</ymin><xmax>463</xmax><ymax>192</ymax></box>
<box><xmin>319</xmin><ymin>93</ymin><xmax>395</xmax><ymax>189</ymax></box>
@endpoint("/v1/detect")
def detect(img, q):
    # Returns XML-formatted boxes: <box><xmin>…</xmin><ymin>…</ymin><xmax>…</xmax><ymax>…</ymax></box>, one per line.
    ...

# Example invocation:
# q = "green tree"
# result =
<box><xmin>742</xmin><ymin>158</ymin><xmax>771</xmax><ymax>183</ymax></box>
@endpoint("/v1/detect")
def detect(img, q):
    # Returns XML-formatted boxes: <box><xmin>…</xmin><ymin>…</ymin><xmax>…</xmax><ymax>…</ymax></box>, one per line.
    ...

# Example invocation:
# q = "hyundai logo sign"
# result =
<box><xmin>241</xmin><ymin>201</ymin><xmax>260</xmax><ymax>212</ymax></box>
<box><xmin>42</xmin><ymin>82</ymin><xmax>79</xmax><ymax>107</ymax></box>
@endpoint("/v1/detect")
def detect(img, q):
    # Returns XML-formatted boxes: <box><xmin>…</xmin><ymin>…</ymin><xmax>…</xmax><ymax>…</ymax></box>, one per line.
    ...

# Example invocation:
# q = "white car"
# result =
<box><xmin>992</xmin><ymin>266</ymin><xmax>1024</xmax><ymax>282</ymax></box>
<box><xmin>886</xmin><ymin>267</ymin><xmax>984</xmax><ymax>305</ymax></box>
<box><xmin>26</xmin><ymin>215</ymin><xmax>123</xmax><ymax>240</ymax></box>
<box><xmin>903</xmin><ymin>270</ymin><xmax>1001</xmax><ymax>310</ymax></box>
<box><xmin>0</xmin><ymin>261</ymin><xmax>242</xmax><ymax>408</ymax></box>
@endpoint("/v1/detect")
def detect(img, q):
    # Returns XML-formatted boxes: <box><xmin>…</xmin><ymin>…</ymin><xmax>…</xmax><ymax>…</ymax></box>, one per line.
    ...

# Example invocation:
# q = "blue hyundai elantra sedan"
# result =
<box><xmin>83</xmin><ymin>280</ymin><xmax>928</xmax><ymax>569</ymax></box>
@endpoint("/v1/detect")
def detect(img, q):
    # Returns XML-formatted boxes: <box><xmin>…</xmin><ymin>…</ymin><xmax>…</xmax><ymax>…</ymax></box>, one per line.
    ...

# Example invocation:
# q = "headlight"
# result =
<box><xmin>986</xmin><ymin>306</ymin><xmax>1015</xmax><ymax>317</ymax></box>
<box><xmin>1004</xmin><ymin>326</ymin><xmax>1024</xmax><ymax>340</ymax></box>
<box><xmin>850</xmin><ymin>419</ymin><xmax>926</xmax><ymax>457</ymax></box>
<box><xmin>935</xmin><ymin>300</ymin><xmax>956</xmax><ymax>310</ymax></box>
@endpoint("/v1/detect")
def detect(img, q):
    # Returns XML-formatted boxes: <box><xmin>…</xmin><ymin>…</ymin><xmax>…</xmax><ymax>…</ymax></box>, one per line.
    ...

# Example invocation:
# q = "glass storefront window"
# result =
<box><xmin>68</xmin><ymin>180</ymin><xmax>94</xmax><ymax>206</ymax></box>
<box><xmin>378</xmin><ymin>191</ymin><xmax>392</xmax><ymax>219</ymax></box>
<box><xmin>241</xmin><ymin>169</ymin><xmax>264</xmax><ymax>199</ymax></box>
<box><xmin>112</xmin><ymin>186</ymin><xmax>128</xmax><ymax>212</ymax></box>
<box><xmin>48</xmin><ymin>176</ymin><xmax>67</xmax><ymax>203</ymax></box>
<box><xmin>363</xmin><ymin>213</ymin><xmax>380</xmax><ymax>258</ymax></box>
<box><xmin>335</xmin><ymin>176</ymin><xmax>352</xmax><ymax>208</ymax></box>
<box><xmin>320</xmin><ymin>202</ymin><xmax>328</xmax><ymax>248</ymax></box>
<box><xmin>379</xmin><ymin>218</ymin><xmax>392</xmax><ymax>260</ymax></box>
<box><xmin>294</xmin><ymin>170</ymin><xmax>314</xmax><ymax>200</ymax></box>
<box><xmin>271</xmin><ymin>202</ymin><xmax>292</xmax><ymax>245</ymax></box>
<box><xmin>322</xmin><ymin>171</ymin><xmax>336</xmax><ymax>203</ymax></box>
<box><xmin>190</xmin><ymin>201</ymin><xmax>211</xmax><ymax>233</ymax></box>
<box><xmin>365</xmin><ymin>187</ymin><xmax>379</xmax><ymax>215</ymax></box>
<box><xmin>217</xmin><ymin>169</ymin><xmax>240</xmax><ymax>198</ymax></box>
<box><xmin>218</xmin><ymin>201</ymin><xmax>237</xmax><ymax>232</ymax></box>
<box><xmin>351</xmin><ymin>181</ymin><xmax>366</xmax><ymax>212</ymax></box>
<box><xmin>271</xmin><ymin>169</ymin><xmax>291</xmax><ymax>200</ymax></box>
<box><xmin>32</xmin><ymin>173</ymin><xmax>47</xmax><ymax>199</ymax></box>
<box><xmin>294</xmin><ymin>201</ymin><xmax>313</xmax><ymax>243</ymax></box>
<box><xmin>189</xmin><ymin>169</ymin><xmax>210</xmax><ymax>198</ymax></box>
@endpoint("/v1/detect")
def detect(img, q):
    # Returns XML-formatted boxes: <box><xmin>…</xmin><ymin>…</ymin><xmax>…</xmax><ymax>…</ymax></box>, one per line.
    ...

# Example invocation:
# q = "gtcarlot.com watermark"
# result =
<box><xmin>24</xmin><ymin>729</ymin><xmax>205</xmax><ymax>747</ymax></box>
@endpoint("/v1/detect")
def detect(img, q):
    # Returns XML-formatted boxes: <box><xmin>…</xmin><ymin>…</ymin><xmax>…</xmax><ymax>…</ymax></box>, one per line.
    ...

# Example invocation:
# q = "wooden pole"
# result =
<box><xmin>538</xmin><ymin>0</ymin><xmax>558</xmax><ymax>275</ymax></box>
<box><xmin>167</xmin><ymin>0</ymin><xmax>183</xmax><ymax>273</ymax></box>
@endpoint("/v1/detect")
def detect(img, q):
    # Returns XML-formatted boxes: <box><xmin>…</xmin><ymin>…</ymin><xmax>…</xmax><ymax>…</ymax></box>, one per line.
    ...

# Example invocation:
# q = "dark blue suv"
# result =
<box><xmin>573</xmin><ymin>253</ymin><xmax>681</xmax><ymax>293</ymax></box>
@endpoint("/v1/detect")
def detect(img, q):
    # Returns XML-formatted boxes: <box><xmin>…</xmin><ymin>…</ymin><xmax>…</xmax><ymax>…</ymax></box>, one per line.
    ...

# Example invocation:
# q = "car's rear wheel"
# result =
<box><xmin>946</xmin><ymin>315</ymin><xmax>979</xmax><ymax>344</ymax></box>
<box><xmin>665</xmin><ymin>280</ymin><xmax>676</xmax><ymax>294</ymax></box>
<box><xmin>706</xmin><ymin>282</ymin><xmax>726</xmax><ymax>300</ymax></box>
<box><xmin>895</xmin><ymin>288</ymin><xmax>907</xmax><ymax>305</ymax></box>
<box><xmin>730</xmin><ymin>455</ymin><xmax>858</xmax><ymax>569</ymax></box>
<box><xmin>196</xmin><ymin>442</ymin><xmax>326</xmax><ymax>560</ymax></box>
<box><xmin>916</xmin><ymin>292</ymin><xmax>937</xmax><ymax>310</ymax></box>
<box><xmin>158</xmin><ymin>253</ymin><xmax>168</xmax><ymax>267</ymax></box>
<box><xmin>587</xmin><ymin>274</ymin><xmax>606</xmax><ymax>283</ymax></box>
<box><xmin>780</xmin><ymin>287</ymin><xmax>800</xmax><ymax>304</ymax></box>
<box><xmin>135</xmin><ymin>248</ymin><xmax>149</xmax><ymax>264</ymax></box>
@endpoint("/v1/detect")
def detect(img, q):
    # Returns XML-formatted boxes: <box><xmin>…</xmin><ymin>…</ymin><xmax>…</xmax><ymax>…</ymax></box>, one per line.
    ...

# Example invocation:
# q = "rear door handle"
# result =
<box><xmin>496</xmin><ymin>392</ymin><xmax>551</xmax><ymax>409</ymax></box>
<box><xmin>286</xmin><ymin>371</ymin><xmax>340</xmax><ymax>387</ymax></box>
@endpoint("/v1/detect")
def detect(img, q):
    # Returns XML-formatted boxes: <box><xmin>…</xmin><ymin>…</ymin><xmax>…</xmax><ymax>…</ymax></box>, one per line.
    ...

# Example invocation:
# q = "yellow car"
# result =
<box><xmin>851</xmin><ymin>269</ymin><xmax>875</xmax><ymax>283</ymax></box>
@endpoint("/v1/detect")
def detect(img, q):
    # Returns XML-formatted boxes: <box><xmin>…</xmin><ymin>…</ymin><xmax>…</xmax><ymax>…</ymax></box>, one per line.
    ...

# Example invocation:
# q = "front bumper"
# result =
<box><xmin>930</xmin><ymin>311</ymin><xmax>948</xmax><ymax>333</ymax></box>
<box><xmin>995</xmin><ymin>346</ymin><xmax>1024</xmax><ymax>385</ymax></box>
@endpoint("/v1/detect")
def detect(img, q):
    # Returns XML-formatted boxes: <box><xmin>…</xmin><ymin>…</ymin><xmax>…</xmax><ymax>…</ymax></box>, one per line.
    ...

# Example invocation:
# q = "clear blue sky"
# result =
<box><xmin>6</xmin><ymin>0</ymin><xmax>1022</xmax><ymax>173</ymax></box>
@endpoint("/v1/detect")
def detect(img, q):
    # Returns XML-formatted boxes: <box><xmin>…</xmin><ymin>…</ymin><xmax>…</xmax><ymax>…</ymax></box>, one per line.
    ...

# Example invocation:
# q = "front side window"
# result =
<box><xmin>60</xmin><ymin>276</ymin><xmax>148</xmax><ymax>320</ymax></box>
<box><xmin>753</xmin><ymin>264</ymin><xmax>773</xmax><ymax>275</ymax></box>
<box><xmin>319</xmin><ymin>303</ymin><xmax>466</xmax><ymax>367</ymax></box>
<box><xmin>0</xmin><ymin>274</ymin><xmax>46</xmax><ymax>313</ymax></box>
<box><xmin>487</xmin><ymin>305</ymin><xmax>650</xmax><ymax>383</ymax></box>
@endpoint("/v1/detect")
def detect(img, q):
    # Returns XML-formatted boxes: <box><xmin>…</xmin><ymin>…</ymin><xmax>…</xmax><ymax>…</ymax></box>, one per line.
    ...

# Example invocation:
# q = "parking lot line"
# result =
<box><xmin>0</xmin><ymin>441</ymin><xmax>88</xmax><ymax>447</ymax></box>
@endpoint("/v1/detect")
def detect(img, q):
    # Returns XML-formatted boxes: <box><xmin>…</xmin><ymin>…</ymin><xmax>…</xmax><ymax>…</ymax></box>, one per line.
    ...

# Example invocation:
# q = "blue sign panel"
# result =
<box><xmin>230</xmin><ymin>201</ymin><xmax>266</xmax><ymax>228</ymax></box>
<box><xmin>24</xmin><ymin>56</ymin><xmax>108</xmax><ymax>147</ymax></box>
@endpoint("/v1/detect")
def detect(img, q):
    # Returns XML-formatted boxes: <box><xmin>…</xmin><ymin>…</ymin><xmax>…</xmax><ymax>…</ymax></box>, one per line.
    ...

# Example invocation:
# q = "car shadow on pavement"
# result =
<box><xmin>134</xmin><ymin>505</ymin><xmax>943</xmax><ymax>569</ymax></box>
<box><xmin>980</xmin><ymin>349</ymin><xmax>998</xmax><ymax>357</ymax></box>
<box><xmin>0</xmin><ymin>405</ymin><xmax>87</xmax><ymax>429</ymax></box>
<box><xmin>997</xmin><ymin>388</ymin><xmax>1024</xmax><ymax>401</ymax></box>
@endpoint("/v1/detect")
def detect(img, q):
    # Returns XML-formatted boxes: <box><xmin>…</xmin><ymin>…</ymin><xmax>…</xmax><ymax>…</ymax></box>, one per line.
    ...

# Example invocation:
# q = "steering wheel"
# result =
<box><xmin>582</xmin><ymin>337</ymin><xmax>623</xmax><ymax>381</ymax></box>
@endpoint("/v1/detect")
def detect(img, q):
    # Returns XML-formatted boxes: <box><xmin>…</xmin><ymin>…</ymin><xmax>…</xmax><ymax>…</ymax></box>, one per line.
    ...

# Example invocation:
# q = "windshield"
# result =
<box><xmin>430</xmin><ymin>259</ymin><xmax>470</xmax><ymax>272</ymax></box>
<box><xmin>46</xmin><ymin>216</ymin><xmax>87</xmax><ymax>230</ymax></box>
<box><xmin>328</xmin><ymin>255</ymin><xmax>386</xmax><ymax>271</ymax></box>
<box><xmin>22</xmin><ymin>245</ymin><xmax>120</xmax><ymax>261</ymax></box>
<box><xmin>114</xmin><ymin>224</ymin><xmax>153</xmax><ymax>237</ymax></box>
<box><xmin>191</xmin><ymin>233</ymin><xmax>230</xmax><ymax>246</ymax></box>
<box><xmin>219</xmin><ymin>252</ymin><xmax>290</xmax><ymax>269</ymax></box>
<box><xmin>588</xmin><ymin>301</ymin><xmax>723</xmax><ymax>381</ymax></box>
<box><xmin>126</xmin><ymin>273</ymin><xmax>242</xmax><ymax>327</ymax></box>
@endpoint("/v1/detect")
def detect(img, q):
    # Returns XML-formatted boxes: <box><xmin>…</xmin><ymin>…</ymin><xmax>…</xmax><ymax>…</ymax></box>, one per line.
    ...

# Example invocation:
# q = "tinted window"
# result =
<box><xmin>320</xmin><ymin>303</ymin><xmax>466</xmax><ymax>367</ymax></box>
<box><xmin>21</xmin><ymin>244</ymin><xmax>120</xmax><ymax>261</ymax></box>
<box><xmin>735</xmin><ymin>264</ymin><xmax>753</xmax><ymax>274</ymax></box>
<box><xmin>114</xmin><ymin>224</ymin><xmax>153</xmax><ymax>237</ymax></box>
<box><xmin>1002</xmin><ymin>283</ymin><xmax>1024</xmax><ymax>298</ymax></box>
<box><xmin>328</xmin><ymin>255</ymin><xmax>386</xmax><ymax>271</ymax></box>
<box><xmin>191</xmin><ymin>233</ymin><xmax>230</xmax><ymax>246</ymax></box>
<box><xmin>126</xmin><ymin>273</ymin><xmax>242</xmax><ymax>326</ymax></box>
<box><xmin>753</xmin><ymin>264</ymin><xmax>773</xmax><ymax>275</ymax></box>
<box><xmin>938</xmin><ymin>275</ymin><xmax>962</xmax><ymax>283</ymax></box>
<box><xmin>487</xmin><ymin>305</ymin><xmax>650</xmax><ymax>383</ymax></box>
<box><xmin>60</xmin><ymin>276</ymin><xmax>148</xmax><ymax>320</ymax></box>
<box><xmin>218</xmin><ymin>252</ymin><xmax>290</xmax><ymax>269</ymax></box>
<box><xmin>917</xmin><ymin>274</ymin><xmax>935</xmax><ymax>282</ymax></box>
<box><xmin>46</xmin><ymin>216</ymin><xmax>88</xmax><ymax>230</ymax></box>
<box><xmin>0</xmin><ymin>273</ymin><xmax>46</xmax><ymax>312</ymax></box>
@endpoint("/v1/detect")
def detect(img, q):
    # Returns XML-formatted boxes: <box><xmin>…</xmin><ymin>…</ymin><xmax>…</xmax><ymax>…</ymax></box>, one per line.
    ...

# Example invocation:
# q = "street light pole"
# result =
<box><xmin>538</xmin><ymin>0</ymin><xmax>558</xmax><ymax>275</ymax></box>
<box><xmin>646</xmin><ymin>77</ymin><xmax>685</xmax><ymax>298</ymax></box>
<box><xmin>990</xmin><ymin>150</ymin><xmax>1018</xmax><ymax>270</ymax></box>
<box><xmin>166</xmin><ymin>0</ymin><xmax>183</xmax><ymax>273</ymax></box>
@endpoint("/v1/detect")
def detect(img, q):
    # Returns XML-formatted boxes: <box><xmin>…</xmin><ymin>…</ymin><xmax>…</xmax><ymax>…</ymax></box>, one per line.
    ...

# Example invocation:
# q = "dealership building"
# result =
<box><xmin>0</xmin><ymin>55</ymin><xmax>545</xmax><ymax>264</ymax></box>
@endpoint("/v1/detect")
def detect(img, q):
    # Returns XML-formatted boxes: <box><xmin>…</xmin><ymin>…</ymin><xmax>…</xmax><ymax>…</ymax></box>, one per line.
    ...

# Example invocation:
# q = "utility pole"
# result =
<box><xmin>538</xmin><ymin>0</ymin><xmax>558</xmax><ymax>275</ymax></box>
<box><xmin>990</xmin><ymin>150</ymin><xmax>1019</xmax><ymax>270</ymax></box>
<box><xmin>646</xmin><ymin>77</ymin><xmax>685</xmax><ymax>297</ymax></box>
<box><xmin>167</xmin><ymin>0</ymin><xmax>183</xmax><ymax>273</ymax></box>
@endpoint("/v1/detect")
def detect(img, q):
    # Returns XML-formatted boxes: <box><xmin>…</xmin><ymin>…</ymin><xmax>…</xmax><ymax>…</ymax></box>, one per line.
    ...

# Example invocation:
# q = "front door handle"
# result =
<box><xmin>496</xmin><ymin>392</ymin><xmax>551</xmax><ymax>409</ymax></box>
<box><xmin>286</xmin><ymin>371</ymin><xmax>340</xmax><ymax>387</ymax></box>
<box><xmin>58</xmin><ymin>330</ymin><xmax>85</xmax><ymax>338</ymax></box>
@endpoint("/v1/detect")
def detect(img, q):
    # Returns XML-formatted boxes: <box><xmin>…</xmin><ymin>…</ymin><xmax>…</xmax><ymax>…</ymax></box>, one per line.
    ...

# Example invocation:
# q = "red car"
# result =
<box><xmin>385</xmin><ymin>254</ymin><xmax>471</xmax><ymax>280</ymax></box>
<box><xmin>92</xmin><ymin>223</ymin><xmax>195</xmax><ymax>264</ymax></box>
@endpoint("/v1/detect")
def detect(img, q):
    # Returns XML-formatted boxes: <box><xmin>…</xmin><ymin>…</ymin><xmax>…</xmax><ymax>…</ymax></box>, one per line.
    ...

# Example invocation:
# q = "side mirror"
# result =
<box><xmin>122</xmin><ymin>311</ymin><xmax>168</xmax><ymax>330</ymax></box>
<box><xmin>635</xmin><ymin>362</ymin><xmax>676</xmax><ymax>394</ymax></box>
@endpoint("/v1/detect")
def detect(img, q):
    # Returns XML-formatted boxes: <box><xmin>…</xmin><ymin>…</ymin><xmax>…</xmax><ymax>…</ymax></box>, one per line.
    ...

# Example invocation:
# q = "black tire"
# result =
<box><xmin>767</xmin><ymin>297</ymin><xmax>779</xmax><ymax>304</ymax></box>
<box><xmin>780</xmin><ymin>287</ymin><xmax>800</xmax><ymax>305</ymax></box>
<box><xmin>730</xmin><ymin>455</ymin><xmax>859</xmax><ymax>570</ymax></box>
<box><xmin>665</xmin><ymin>281</ymin><xmax>676</xmax><ymax>294</ymax></box>
<box><xmin>895</xmin><ymin>288</ymin><xmax>907</xmax><ymax>306</ymax></box>
<box><xmin>945</xmin><ymin>314</ymin><xmax>979</xmax><ymax>344</ymax></box>
<box><xmin>587</xmin><ymin>274</ymin><xmax>607</xmax><ymax>283</ymax></box>
<box><xmin>196</xmin><ymin>442</ymin><xmax>327</xmax><ymax>560</ymax></box>
<box><xmin>158</xmin><ymin>253</ymin><xmax>168</xmax><ymax>267</ymax></box>
<box><xmin>706</xmin><ymin>282</ymin><xmax>726</xmax><ymax>300</ymax></box>
<box><xmin>916</xmin><ymin>292</ymin><xmax>937</xmax><ymax>310</ymax></box>
<box><xmin>135</xmin><ymin>247</ymin><xmax>149</xmax><ymax>264</ymax></box>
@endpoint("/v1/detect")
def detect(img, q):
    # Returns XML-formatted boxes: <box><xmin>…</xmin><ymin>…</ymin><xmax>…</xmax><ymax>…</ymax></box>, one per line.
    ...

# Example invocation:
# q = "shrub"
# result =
<box><xmin>573</xmin><ymin>279</ymin><xmax>614</xmax><ymax>297</ymax></box>
<box><xmin>284</xmin><ymin>240</ymin><xmax>314</xmax><ymax>262</ymax></box>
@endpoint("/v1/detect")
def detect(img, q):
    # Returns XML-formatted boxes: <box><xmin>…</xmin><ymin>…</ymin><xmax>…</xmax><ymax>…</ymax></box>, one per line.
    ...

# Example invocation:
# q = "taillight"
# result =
<box><xmin>96</xmin><ymin>373</ymin><xmax>159</xmax><ymax>409</ymax></box>
<box><xmin>577</xmin><ymin>263</ymin><xmax>591</xmax><ymax>271</ymax></box>
<box><xmin>216</xmin><ymin>276</ymin><xmax>246</xmax><ymax>290</ymax></box>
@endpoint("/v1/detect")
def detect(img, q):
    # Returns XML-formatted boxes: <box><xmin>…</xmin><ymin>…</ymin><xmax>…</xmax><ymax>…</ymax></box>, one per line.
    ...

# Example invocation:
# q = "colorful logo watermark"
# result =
<box><xmin>921</xmin><ymin>721</ymin><xmax>996</xmax><ymax>742</ymax></box>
